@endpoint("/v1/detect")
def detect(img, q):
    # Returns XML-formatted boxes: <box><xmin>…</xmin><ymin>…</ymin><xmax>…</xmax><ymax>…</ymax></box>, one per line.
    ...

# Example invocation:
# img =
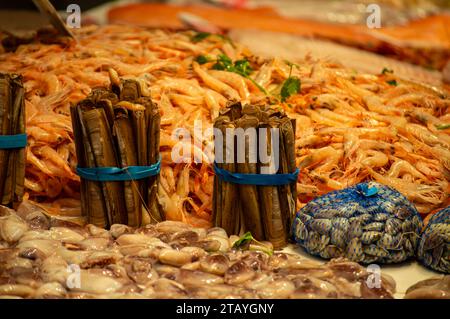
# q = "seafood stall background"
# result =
<box><xmin>0</xmin><ymin>0</ymin><xmax>449</xmax><ymax>299</ymax></box>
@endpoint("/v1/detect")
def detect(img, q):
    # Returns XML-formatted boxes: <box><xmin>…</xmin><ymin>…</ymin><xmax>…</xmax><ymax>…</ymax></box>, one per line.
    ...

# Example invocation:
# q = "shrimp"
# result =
<box><xmin>405</xmin><ymin>123</ymin><xmax>441</xmax><ymax>147</ymax></box>
<box><xmin>221</xmin><ymin>41</ymin><xmax>237</xmax><ymax>61</ymax></box>
<box><xmin>363</xmin><ymin>95</ymin><xmax>401</xmax><ymax>116</ymax></box>
<box><xmin>387</xmin><ymin>160</ymin><xmax>428</xmax><ymax>181</ymax></box>
<box><xmin>357</xmin><ymin>139</ymin><xmax>393</xmax><ymax>152</ymax></box>
<box><xmin>26</xmin><ymin>149</ymin><xmax>52</xmax><ymax>176</ymax></box>
<box><xmin>298</xmin><ymin>134</ymin><xmax>322</xmax><ymax>148</ymax></box>
<box><xmin>159</xmin><ymin>39</ymin><xmax>202</xmax><ymax>54</ymax></box>
<box><xmin>310</xmin><ymin>172</ymin><xmax>345</xmax><ymax>190</ymax></box>
<box><xmin>79</xmin><ymin>57</ymin><xmax>178</xmax><ymax>76</ymax></box>
<box><xmin>176</xmin><ymin>165</ymin><xmax>190</xmax><ymax>199</ymax></box>
<box><xmin>390</xmin><ymin>93</ymin><xmax>427</xmax><ymax>107</ymax></box>
<box><xmin>115</xmin><ymin>101</ymin><xmax>146</xmax><ymax>111</ymax></box>
<box><xmin>367</xmin><ymin>167</ymin><xmax>445</xmax><ymax>206</ymax></box>
<box><xmin>360</xmin><ymin>150</ymin><xmax>389</xmax><ymax>168</ymax></box>
<box><xmin>34</xmin><ymin>146</ymin><xmax>78</xmax><ymax>180</ymax></box>
<box><xmin>24</xmin><ymin>178</ymin><xmax>44</xmax><ymax>193</ymax></box>
<box><xmin>157</xmin><ymin>78</ymin><xmax>204</xmax><ymax>97</ymax></box>
<box><xmin>160</xmin><ymin>131</ymin><xmax>178</xmax><ymax>148</ymax></box>
<box><xmin>157</xmin><ymin>165</ymin><xmax>191</xmax><ymax>222</ymax></box>
<box><xmin>27</xmin><ymin>126</ymin><xmax>63</xmax><ymax>144</ymax></box>
<box><xmin>320</xmin><ymin>127</ymin><xmax>398</xmax><ymax>140</ymax></box>
<box><xmin>192</xmin><ymin>62</ymin><xmax>240</xmax><ymax>100</ymax></box>
<box><xmin>29</xmin><ymin>114</ymin><xmax>73</xmax><ymax>132</ymax></box>
<box><xmin>157</xmin><ymin>183</ymin><xmax>183</xmax><ymax>222</ymax></box>
<box><xmin>316</xmin><ymin>109</ymin><xmax>359</xmax><ymax>126</ymax></box>
<box><xmin>1</xmin><ymin>24</ymin><xmax>448</xmax><ymax>225</ymax></box>
<box><xmin>430</xmin><ymin>146</ymin><xmax>450</xmax><ymax>171</ymax></box>
<box><xmin>305</xmin><ymin>109</ymin><xmax>344</xmax><ymax>127</ymax></box>
<box><xmin>168</xmin><ymin>94</ymin><xmax>204</xmax><ymax>106</ymax></box>
<box><xmin>315</xmin><ymin>93</ymin><xmax>353</xmax><ymax>110</ymax></box>
<box><xmin>299</xmin><ymin>146</ymin><xmax>343</xmax><ymax>171</ymax></box>
<box><xmin>160</xmin><ymin>166</ymin><xmax>176</xmax><ymax>194</ymax></box>
<box><xmin>415</xmin><ymin>161</ymin><xmax>442</xmax><ymax>178</ymax></box>
<box><xmin>208</xmin><ymin>70</ymin><xmax>250</xmax><ymax>101</ymax></box>
<box><xmin>68</xmin><ymin>69</ymin><xmax>109</xmax><ymax>87</ymax></box>
<box><xmin>203</xmin><ymin>89</ymin><xmax>221</xmax><ymax>120</ymax></box>
<box><xmin>343</xmin><ymin>131</ymin><xmax>359</xmax><ymax>157</ymax></box>
<box><xmin>23</xmin><ymin>70</ymin><xmax>60</xmax><ymax>95</ymax></box>
<box><xmin>108</xmin><ymin>68</ymin><xmax>120</xmax><ymax>87</ymax></box>
<box><xmin>57</xmin><ymin>144</ymin><xmax>70</xmax><ymax>162</ymax></box>
<box><xmin>254</xmin><ymin>62</ymin><xmax>273</xmax><ymax>88</ymax></box>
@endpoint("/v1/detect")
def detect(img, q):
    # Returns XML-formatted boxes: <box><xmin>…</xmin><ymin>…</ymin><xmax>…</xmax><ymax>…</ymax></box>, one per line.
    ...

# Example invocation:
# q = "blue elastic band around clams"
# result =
<box><xmin>77</xmin><ymin>157</ymin><xmax>161</xmax><ymax>182</ymax></box>
<box><xmin>213</xmin><ymin>162</ymin><xmax>299</xmax><ymax>186</ymax></box>
<box><xmin>0</xmin><ymin>134</ymin><xmax>27</xmax><ymax>149</ymax></box>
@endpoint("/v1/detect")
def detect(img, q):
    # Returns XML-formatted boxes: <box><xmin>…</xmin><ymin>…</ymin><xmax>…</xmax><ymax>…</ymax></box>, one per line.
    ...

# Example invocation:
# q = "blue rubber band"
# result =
<box><xmin>0</xmin><ymin>134</ymin><xmax>27</xmax><ymax>149</ymax></box>
<box><xmin>77</xmin><ymin>157</ymin><xmax>161</xmax><ymax>182</ymax></box>
<box><xmin>357</xmin><ymin>183</ymin><xmax>378</xmax><ymax>197</ymax></box>
<box><xmin>214</xmin><ymin>162</ymin><xmax>299</xmax><ymax>186</ymax></box>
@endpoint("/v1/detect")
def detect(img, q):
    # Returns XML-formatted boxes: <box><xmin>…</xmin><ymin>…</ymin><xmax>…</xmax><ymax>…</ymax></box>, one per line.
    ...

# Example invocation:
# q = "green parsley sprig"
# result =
<box><xmin>190</xmin><ymin>32</ymin><xmax>235</xmax><ymax>47</ymax></box>
<box><xmin>232</xmin><ymin>231</ymin><xmax>274</xmax><ymax>256</ymax></box>
<box><xmin>191</xmin><ymin>32</ymin><xmax>211</xmax><ymax>43</ymax></box>
<box><xmin>195</xmin><ymin>55</ymin><xmax>211</xmax><ymax>64</ymax></box>
<box><xmin>386</xmin><ymin>79</ymin><xmax>398</xmax><ymax>86</ymax></box>
<box><xmin>280</xmin><ymin>63</ymin><xmax>301</xmax><ymax>102</ymax></box>
<box><xmin>211</xmin><ymin>54</ymin><xmax>267</xmax><ymax>94</ymax></box>
<box><xmin>381</xmin><ymin>67</ymin><xmax>394</xmax><ymax>75</ymax></box>
<box><xmin>436</xmin><ymin>123</ymin><xmax>450</xmax><ymax>130</ymax></box>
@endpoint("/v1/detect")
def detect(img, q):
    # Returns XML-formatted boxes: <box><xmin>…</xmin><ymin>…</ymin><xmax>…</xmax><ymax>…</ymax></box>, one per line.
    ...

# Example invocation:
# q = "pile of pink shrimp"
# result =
<box><xmin>288</xmin><ymin>64</ymin><xmax>450</xmax><ymax>216</ymax></box>
<box><xmin>0</xmin><ymin>25</ymin><xmax>448</xmax><ymax>227</ymax></box>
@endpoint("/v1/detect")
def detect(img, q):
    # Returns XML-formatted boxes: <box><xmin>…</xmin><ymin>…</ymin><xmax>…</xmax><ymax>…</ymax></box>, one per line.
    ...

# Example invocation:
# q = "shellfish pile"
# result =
<box><xmin>292</xmin><ymin>182</ymin><xmax>423</xmax><ymax>264</ymax></box>
<box><xmin>405</xmin><ymin>275</ymin><xmax>450</xmax><ymax>299</ymax></box>
<box><xmin>0</xmin><ymin>202</ymin><xmax>396</xmax><ymax>299</ymax></box>
<box><xmin>0</xmin><ymin>25</ymin><xmax>449</xmax><ymax>228</ymax></box>
<box><xmin>418</xmin><ymin>206</ymin><xmax>450</xmax><ymax>273</ymax></box>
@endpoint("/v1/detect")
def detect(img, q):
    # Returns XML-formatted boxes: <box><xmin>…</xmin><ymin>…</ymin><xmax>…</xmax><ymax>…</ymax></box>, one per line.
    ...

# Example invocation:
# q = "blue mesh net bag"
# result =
<box><xmin>292</xmin><ymin>182</ymin><xmax>423</xmax><ymax>264</ymax></box>
<box><xmin>417</xmin><ymin>206</ymin><xmax>450</xmax><ymax>273</ymax></box>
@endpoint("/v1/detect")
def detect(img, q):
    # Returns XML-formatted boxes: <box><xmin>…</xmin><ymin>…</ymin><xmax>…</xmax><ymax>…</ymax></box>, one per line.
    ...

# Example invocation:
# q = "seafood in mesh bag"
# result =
<box><xmin>0</xmin><ymin>201</ymin><xmax>396</xmax><ymax>299</ymax></box>
<box><xmin>0</xmin><ymin>25</ymin><xmax>449</xmax><ymax>227</ymax></box>
<box><xmin>292</xmin><ymin>182</ymin><xmax>423</xmax><ymax>264</ymax></box>
<box><xmin>417</xmin><ymin>206</ymin><xmax>450</xmax><ymax>274</ymax></box>
<box><xmin>404</xmin><ymin>276</ymin><xmax>450</xmax><ymax>299</ymax></box>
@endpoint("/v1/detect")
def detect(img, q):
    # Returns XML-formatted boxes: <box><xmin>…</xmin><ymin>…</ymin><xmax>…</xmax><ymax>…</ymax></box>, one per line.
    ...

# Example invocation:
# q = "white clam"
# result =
<box><xmin>49</xmin><ymin>227</ymin><xmax>85</xmax><ymax>242</ymax></box>
<box><xmin>69</xmin><ymin>270</ymin><xmax>123</xmax><ymax>294</ymax></box>
<box><xmin>40</xmin><ymin>256</ymin><xmax>69</xmax><ymax>284</ymax></box>
<box><xmin>0</xmin><ymin>284</ymin><xmax>35</xmax><ymax>298</ymax></box>
<box><xmin>17</xmin><ymin>239</ymin><xmax>61</xmax><ymax>257</ymax></box>
<box><xmin>0</xmin><ymin>215</ymin><xmax>28</xmax><ymax>243</ymax></box>
<box><xmin>34</xmin><ymin>282</ymin><xmax>67</xmax><ymax>298</ymax></box>
<box><xmin>158</xmin><ymin>248</ymin><xmax>192</xmax><ymax>267</ymax></box>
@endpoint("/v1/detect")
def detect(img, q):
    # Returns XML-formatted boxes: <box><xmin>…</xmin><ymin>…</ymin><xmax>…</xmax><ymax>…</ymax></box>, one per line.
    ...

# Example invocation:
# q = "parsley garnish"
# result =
<box><xmin>191</xmin><ymin>32</ymin><xmax>235</xmax><ymax>47</ymax></box>
<box><xmin>212</xmin><ymin>54</ymin><xmax>267</xmax><ymax>94</ymax></box>
<box><xmin>386</xmin><ymin>79</ymin><xmax>398</xmax><ymax>86</ymax></box>
<box><xmin>281</xmin><ymin>77</ymin><xmax>301</xmax><ymax>102</ymax></box>
<box><xmin>191</xmin><ymin>32</ymin><xmax>211</xmax><ymax>42</ymax></box>
<box><xmin>280</xmin><ymin>64</ymin><xmax>301</xmax><ymax>102</ymax></box>
<box><xmin>212</xmin><ymin>54</ymin><xmax>234</xmax><ymax>71</ymax></box>
<box><xmin>284</xmin><ymin>60</ymin><xmax>300</xmax><ymax>69</ymax></box>
<box><xmin>436</xmin><ymin>123</ymin><xmax>450</xmax><ymax>130</ymax></box>
<box><xmin>232</xmin><ymin>231</ymin><xmax>273</xmax><ymax>256</ymax></box>
<box><xmin>195</xmin><ymin>55</ymin><xmax>210</xmax><ymax>64</ymax></box>
<box><xmin>381</xmin><ymin>67</ymin><xmax>394</xmax><ymax>74</ymax></box>
<box><xmin>234</xmin><ymin>59</ymin><xmax>253</xmax><ymax>77</ymax></box>
<box><xmin>233</xmin><ymin>231</ymin><xmax>253</xmax><ymax>248</ymax></box>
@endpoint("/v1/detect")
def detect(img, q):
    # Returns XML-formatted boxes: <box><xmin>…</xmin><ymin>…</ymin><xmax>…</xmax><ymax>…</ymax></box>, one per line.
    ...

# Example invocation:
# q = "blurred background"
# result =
<box><xmin>1</xmin><ymin>0</ymin><xmax>448</xmax><ymax>26</ymax></box>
